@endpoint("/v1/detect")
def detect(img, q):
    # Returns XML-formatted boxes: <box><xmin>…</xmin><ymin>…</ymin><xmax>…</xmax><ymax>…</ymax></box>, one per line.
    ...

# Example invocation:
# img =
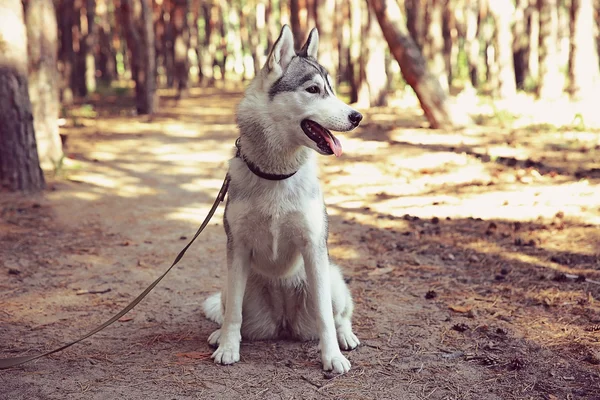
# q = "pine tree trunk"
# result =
<box><xmin>315</xmin><ymin>0</ymin><xmax>337</xmax><ymax>78</ymax></box>
<box><xmin>198</xmin><ymin>2</ymin><xmax>216</xmax><ymax>85</ymax></box>
<box><xmin>464</xmin><ymin>0</ymin><xmax>480</xmax><ymax>88</ymax></box>
<box><xmin>0</xmin><ymin>0</ymin><xmax>45</xmax><ymax>192</ymax></box>
<box><xmin>25</xmin><ymin>0</ymin><xmax>63</xmax><ymax>171</ymax></box>
<box><xmin>348</xmin><ymin>0</ymin><xmax>362</xmax><ymax>103</ymax></box>
<box><xmin>172</xmin><ymin>0</ymin><xmax>190</xmax><ymax>97</ymax></box>
<box><xmin>405</xmin><ymin>0</ymin><xmax>425</xmax><ymax>49</ymax></box>
<box><xmin>97</xmin><ymin>1</ymin><xmax>116</xmax><ymax>85</ymax></box>
<box><xmin>122</xmin><ymin>0</ymin><xmax>156</xmax><ymax>114</ymax></box>
<box><xmin>442</xmin><ymin>0</ymin><xmax>458</xmax><ymax>88</ymax></box>
<box><xmin>425</xmin><ymin>0</ymin><xmax>449</xmax><ymax>92</ymax></box>
<box><xmin>290</xmin><ymin>0</ymin><xmax>304</xmax><ymax>46</ymax></box>
<box><xmin>71</xmin><ymin>1</ymin><xmax>87</xmax><ymax>97</ymax></box>
<box><xmin>528</xmin><ymin>1</ymin><xmax>540</xmax><ymax>84</ymax></box>
<box><xmin>369</xmin><ymin>0</ymin><xmax>459</xmax><ymax>128</ymax></box>
<box><xmin>537</xmin><ymin>0</ymin><xmax>563</xmax><ymax>98</ymax></box>
<box><xmin>568</xmin><ymin>0</ymin><xmax>600</xmax><ymax>99</ymax></box>
<box><xmin>57</xmin><ymin>0</ymin><xmax>76</xmax><ymax>104</ymax></box>
<box><xmin>489</xmin><ymin>0</ymin><xmax>516</xmax><ymax>98</ymax></box>
<box><xmin>513</xmin><ymin>0</ymin><xmax>530</xmax><ymax>89</ymax></box>
<box><xmin>357</xmin><ymin>7</ymin><xmax>387</xmax><ymax>107</ymax></box>
<box><xmin>82</xmin><ymin>0</ymin><xmax>97</xmax><ymax>94</ymax></box>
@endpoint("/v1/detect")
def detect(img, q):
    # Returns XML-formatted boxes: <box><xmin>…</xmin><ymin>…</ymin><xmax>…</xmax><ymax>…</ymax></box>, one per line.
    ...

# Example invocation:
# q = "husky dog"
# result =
<box><xmin>203</xmin><ymin>25</ymin><xmax>363</xmax><ymax>374</ymax></box>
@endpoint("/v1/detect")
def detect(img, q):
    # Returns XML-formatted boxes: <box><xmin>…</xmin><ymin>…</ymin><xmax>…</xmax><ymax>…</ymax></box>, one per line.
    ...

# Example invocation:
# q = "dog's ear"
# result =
<box><xmin>299</xmin><ymin>28</ymin><xmax>319</xmax><ymax>59</ymax></box>
<box><xmin>267</xmin><ymin>25</ymin><xmax>295</xmax><ymax>72</ymax></box>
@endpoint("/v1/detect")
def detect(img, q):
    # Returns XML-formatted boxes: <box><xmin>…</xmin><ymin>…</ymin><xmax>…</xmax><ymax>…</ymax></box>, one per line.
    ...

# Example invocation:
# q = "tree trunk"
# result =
<box><xmin>348</xmin><ymin>0</ymin><xmax>362</xmax><ymax>103</ymax></box>
<box><xmin>528</xmin><ymin>1</ymin><xmax>540</xmax><ymax>85</ymax></box>
<box><xmin>121</xmin><ymin>0</ymin><xmax>156</xmax><ymax>114</ymax></box>
<box><xmin>0</xmin><ymin>0</ymin><xmax>45</xmax><ymax>192</ymax></box>
<box><xmin>290</xmin><ymin>0</ymin><xmax>304</xmax><ymax>46</ymax></box>
<box><xmin>513</xmin><ymin>0</ymin><xmax>530</xmax><ymax>90</ymax></box>
<box><xmin>82</xmin><ymin>0</ymin><xmax>97</xmax><ymax>94</ymax></box>
<box><xmin>97</xmin><ymin>0</ymin><xmax>116</xmax><ymax>85</ymax></box>
<box><xmin>425</xmin><ymin>0</ymin><xmax>449</xmax><ymax>92</ymax></box>
<box><xmin>442</xmin><ymin>0</ymin><xmax>458</xmax><ymax>88</ymax></box>
<box><xmin>489</xmin><ymin>0</ymin><xmax>516</xmax><ymax>98</ymax></box>
<box><xmin>315</xmin><ymin>0</ymin><xmax>337</xmax><ymax>77</ymax></box>
<box><xmin>369</xmin><ymin>0</ymin><xmax>458</xmax><ymax>128</ymax></box>
<box><xmin>537</xmin><ymin>0</ymin><xmax>563</xmax><ymax>98</ymax></box>
<box><xmin>70</xmin><ymin>1</ymin><xmax>87</xmax><ymax>97</ymax></box>
<box><xmin>57</xmin><ymin>0</ymin><xmax>76</xmax><ymax>104</ymax></box>
<box><xmin>198</xmin><ymin>2</ymin><xmax>216</xmax><ymax>85</ymax></box>
<box><xmin>568</xmin><ymin>0</ymin><xmax>600</xmax><ymax>99</ymax></box>
<box><xmin>357</xmin><ymin>7</ymin><xmax>387</xmax><ymax>107</ymax></box>
<box><xmin>405</xmin><ymin>0</ymin><xmax>425</xmax><ymax>49</ymax></box>
<box><xmin>464</xmin><ymin>0</ymin><xmax>480</xmax><ymax>88</ymax></box>
<box><xmin>25</xmin><ymin>0</ymin><xmax>63</xmax><ymax>171</ymax></box>
<box><xmin>172</xmin><ymin>0</ymin><xmax>191</xmax><ymax>97</ymax></box>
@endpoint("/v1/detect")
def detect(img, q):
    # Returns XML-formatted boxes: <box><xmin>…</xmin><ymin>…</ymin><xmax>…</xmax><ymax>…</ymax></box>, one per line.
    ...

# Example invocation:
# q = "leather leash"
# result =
<box><xmin>0</xmin><ymin>174</ymin><xmax>230</xmax><ymax>370</ymax></box>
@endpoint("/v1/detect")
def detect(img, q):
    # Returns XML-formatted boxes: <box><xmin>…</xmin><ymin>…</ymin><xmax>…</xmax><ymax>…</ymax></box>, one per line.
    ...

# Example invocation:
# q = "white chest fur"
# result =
<box><xmin>225</xmin><ymin>157</ymin><xmax>326</xmax><ymax>278</ymax></box>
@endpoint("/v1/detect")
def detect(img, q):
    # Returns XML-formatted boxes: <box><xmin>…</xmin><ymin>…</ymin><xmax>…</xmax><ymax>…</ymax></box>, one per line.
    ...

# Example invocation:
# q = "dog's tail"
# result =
<box><xmin>203</xmin><ymin>292</ymin><xmax>224</xmax><ymax>325</ymax></box>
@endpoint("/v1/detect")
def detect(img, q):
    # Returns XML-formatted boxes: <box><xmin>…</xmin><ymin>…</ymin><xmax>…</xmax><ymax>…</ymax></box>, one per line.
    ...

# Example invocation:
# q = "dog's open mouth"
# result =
<box><xmin>301</xmin><ymin>119</ymin><xmax>342</xmax><ymax>157</ymax></box>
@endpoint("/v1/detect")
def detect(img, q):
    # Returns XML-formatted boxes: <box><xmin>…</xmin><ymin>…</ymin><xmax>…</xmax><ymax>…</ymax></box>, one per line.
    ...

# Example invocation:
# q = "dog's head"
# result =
<box><xmin>244</xmin><ymin>25</ymin><xmax>362</xmax><ymax>157</ymax></box>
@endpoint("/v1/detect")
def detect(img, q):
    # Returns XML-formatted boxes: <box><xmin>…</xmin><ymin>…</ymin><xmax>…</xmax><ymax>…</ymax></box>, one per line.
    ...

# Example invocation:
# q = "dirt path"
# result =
<box><xmin>1</xmin><ymin>88</ymin><xmax>600</xmax><ymax>399</ymax></box>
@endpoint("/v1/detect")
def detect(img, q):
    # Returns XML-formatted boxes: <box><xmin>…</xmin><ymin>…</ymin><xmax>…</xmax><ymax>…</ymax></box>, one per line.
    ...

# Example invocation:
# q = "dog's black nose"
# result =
<box><xmin>349</xmin><ymin>111</ymin><xmax>363</xmax><ymax>126</ymax></box>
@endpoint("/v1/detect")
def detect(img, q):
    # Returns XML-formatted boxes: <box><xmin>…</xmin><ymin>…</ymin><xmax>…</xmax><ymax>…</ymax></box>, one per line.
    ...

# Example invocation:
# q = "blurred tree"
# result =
<box><xmin>197</xmin><ymin>1</ymin><xmax>217</xmax><ymax>85</ymax></box>
<box><xmin>0</xmin><ymin>0</ymin><xmax>45</xmax><ymax>191</ymax></box>
<box><xmin>315</xmin><ymin>0</ymin><xmax>337</xmax><ymax>78</ymax></box>
<box><xmin>121</xmin><ymin>0</ymin><xmax>156</xmax><ymax>114</ymax></box>
<box><xmin>356</xmin><ymin>6</ymin><xmax>388</xmax><ymax>107</ymax></box>
<box><xmin>56</xmin><ymin>0</ymin><xmax>76</xmax><ymax>104</ymax></box>
<box><xmin>405</xmin><ymin>0</ymin><xmax>425</xmax><ymax>50</ymax></box>
<box><xmin>568</xmin><ymin>0</ymin><xmax>600</xmax><ymax>99</ymax></box>
<box><xmin>81</xmin><ymin>0</ymin><xmax>97</xmax><ymax>94</ymax></box>
<box><xmin>172</xmin><ymin>0</ymin><xmax>191</xmax><ymax>97</ymax></box>
<box><xmin>537</xmin><ymin>0</ymin><xmax>563</xmax><ymax>98</ymax></box>
<box><xmin>442</xmin><ymin>0</ymin><xmax>458</xmax><ymax>88</ymax></box>
<box><xmin>489</xmin><ymin>0</ymin><xmax>516</xmax><ymax>98</ymax></box>
<box><xmin>528</xmin><ymin>1</ymin><xmax>540</xmax><ymax>86</ymax></box>
<box><xmin>348</xmin><ymin>0</ymin><xmax>362</xmax><ymax>103</ymax></box>
<box><xmin>24</xmin><ymin>0</ymin><xmax>63</xmax><ymax>171</ymax></box>
<box><xmin>97</xmin><ymin>0</ymin><xmax>117</xmax><ymax>85</ymax></box>
<box><xmin>513</xmin><ymin>0</ymin><xmax>531</xmax><ymax>90</ymax></box>
<box><xmin>369</xmin><ymin>0</ymin><xmax>457</xmax><ymax>128</ymax></box>
<box><xmin>424</xmin><ymin>0</ymin><xmax>449</xmax><ymax>92</ymax></box>
<box><xmin>464</xmin><ymin>0</ymin><xmax>480</xmax><ymax>89</ymax></box>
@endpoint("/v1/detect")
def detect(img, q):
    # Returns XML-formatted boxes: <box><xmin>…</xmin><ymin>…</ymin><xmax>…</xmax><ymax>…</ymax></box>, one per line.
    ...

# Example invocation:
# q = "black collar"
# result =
<box><xmin>235</xmin><ymin>138</ymin><xmax>297</xmax><ymax>181</ymax></box>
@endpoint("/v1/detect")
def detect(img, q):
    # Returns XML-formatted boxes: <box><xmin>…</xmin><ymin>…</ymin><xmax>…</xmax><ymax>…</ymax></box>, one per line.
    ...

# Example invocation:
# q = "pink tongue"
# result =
<box><xmin>323</xmin><ymin>132</ymin><xmax>343</xmax><ymax>157</ymax></box>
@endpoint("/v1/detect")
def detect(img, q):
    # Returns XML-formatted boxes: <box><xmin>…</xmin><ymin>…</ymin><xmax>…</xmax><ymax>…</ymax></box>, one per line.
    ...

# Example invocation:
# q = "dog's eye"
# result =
<box><xmin>306</xmin><ymin>86</ymin><xmax>320</xmax><ymax>94</ymax></box>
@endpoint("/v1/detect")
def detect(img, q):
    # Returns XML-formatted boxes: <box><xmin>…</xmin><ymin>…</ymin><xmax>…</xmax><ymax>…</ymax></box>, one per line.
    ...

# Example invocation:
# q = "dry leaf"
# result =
<box><xmin>449</xmin><ymin>305</ymin><xmax>472</xmax><ymax>313</ymax></box>
<box><xmin>368</xmin><ymin>266</ymin><xmax>395</xmax><ymax>276</ymax></box>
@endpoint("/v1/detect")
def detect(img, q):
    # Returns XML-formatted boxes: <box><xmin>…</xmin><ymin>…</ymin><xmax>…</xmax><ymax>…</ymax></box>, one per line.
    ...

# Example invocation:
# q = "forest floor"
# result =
<box><xmin>1</xmin><ymin>87</ymin><xmax>600</xmax><ymax>400</ymax></box>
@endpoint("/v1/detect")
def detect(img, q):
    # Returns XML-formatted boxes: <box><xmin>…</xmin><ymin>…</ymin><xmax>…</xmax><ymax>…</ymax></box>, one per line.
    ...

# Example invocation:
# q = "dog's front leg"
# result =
<box><xmin>303</xmin><ymin>246</ymin><xmax>352</xmax><ymax>374</ymax></box>
<box><xmin>210</xmin><ymin>245</ymin><xmax>250</xmax><ymax>365</ymax></box>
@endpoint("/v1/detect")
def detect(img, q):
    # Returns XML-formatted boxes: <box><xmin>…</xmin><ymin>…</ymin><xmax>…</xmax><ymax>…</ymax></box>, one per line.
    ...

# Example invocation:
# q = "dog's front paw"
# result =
<box><xmin>212</xmin><ymin>343</ymin><xmax>240</xmax><ymax>365</ymax></box>
<box><xmin>337</xmin><ymin>329</ymin><xmax>360</xmax><ymax>351</ymax></box>
<box><xmin>322</xmin><ymin>352</ymin><xmax>351</xmax><ymax>374</ymax></box>
<box><xmin>208</xmin><ymin>328</ymin><xmax>222</xmax><ymax>347</ymax></box>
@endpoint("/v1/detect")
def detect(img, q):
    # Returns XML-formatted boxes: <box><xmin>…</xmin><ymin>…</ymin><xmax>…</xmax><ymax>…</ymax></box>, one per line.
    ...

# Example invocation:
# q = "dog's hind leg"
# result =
<box><xmin>204</xmin><ymin>276</ymin><xmax>280</xmax><ymax>342</ymax></box>
<box><xmin>330</xmin><ymin>265</ymin><xmax>360</xmax><ymax>351</ymax></box>
<box><xmin>203</xmin><ymin>292</ymin><xmax>224</xmax><ymax>325</ymax></box>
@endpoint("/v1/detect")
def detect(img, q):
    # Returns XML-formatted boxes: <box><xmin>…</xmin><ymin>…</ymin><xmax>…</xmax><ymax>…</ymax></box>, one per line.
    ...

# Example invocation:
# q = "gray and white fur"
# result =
<box><xmin>203</xmin><ymin>25</ymin><xmax>362</xmax><ymax>374</ymax></box>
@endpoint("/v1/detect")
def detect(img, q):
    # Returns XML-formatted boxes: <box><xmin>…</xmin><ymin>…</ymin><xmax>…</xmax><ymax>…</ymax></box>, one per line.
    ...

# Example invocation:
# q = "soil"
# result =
<box><xmin>1</xmin><ymin>87</ymin><xmax>600</xmax><ymax>400</ymax></box>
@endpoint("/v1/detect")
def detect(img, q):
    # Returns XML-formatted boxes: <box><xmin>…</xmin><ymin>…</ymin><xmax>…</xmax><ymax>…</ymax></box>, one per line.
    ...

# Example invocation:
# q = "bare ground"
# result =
<box><xmin>1</xmin><ymin>87</ymin><xmax>600</xmax><ymax>400</ymax></box>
